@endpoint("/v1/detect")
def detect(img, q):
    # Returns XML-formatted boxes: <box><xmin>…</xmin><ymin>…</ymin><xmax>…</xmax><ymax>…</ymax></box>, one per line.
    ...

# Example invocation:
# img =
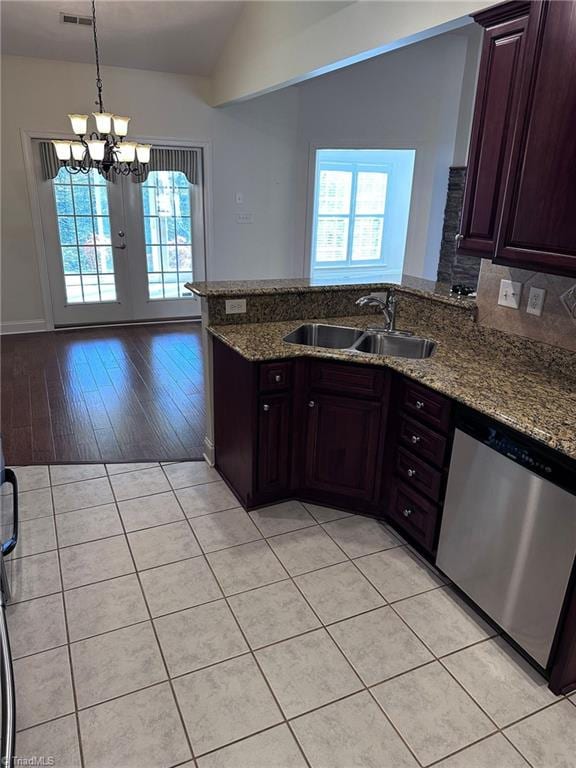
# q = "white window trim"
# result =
<box><xmin>303</xmin><ymin>142</ymin><xmax>421</xmax><ymax>282</ymax></box>
<box><xmin>311</xmin><ymin>158</ymin><xmax>392</xmax><ymax>270</ymax></box>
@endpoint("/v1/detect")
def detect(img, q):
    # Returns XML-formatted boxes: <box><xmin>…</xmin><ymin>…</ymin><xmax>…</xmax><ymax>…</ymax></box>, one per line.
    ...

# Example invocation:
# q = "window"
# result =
<box><xmin>310</xmin><ymin>149</ymin><xmax>416</xmax><ymax>284</ymax></box>
<box><xmin>53</xmin><ymin>167</ymin><xmax>116</xmax><ymax>304</ymax></box>
<box><xmin>141</xmin><ymin>170</ymin><xmax>194</xmax><ymax>300</ymax></box>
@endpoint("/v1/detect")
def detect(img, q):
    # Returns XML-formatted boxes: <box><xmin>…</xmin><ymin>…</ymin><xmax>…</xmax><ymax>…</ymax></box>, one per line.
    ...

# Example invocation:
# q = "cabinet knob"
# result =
<box><xmin>415</xmin><ymin>400</ymin><xmax>425</xmax><ymax>410</ymax></box>
<box><xmin>402</xmin><ymin>508</ymin><xmax>413</xmax><ymax>518</ymax></box>
<box><xmin>274</xmin><ymin>374</ymin><xmax>282</xmax><ymax>383</ymax></box>
<box><xmin>411</xmin><ymin>434</ymin><xmax>421</xmax><ymax>444</ymax></box>
<box><xmin>407</xmin><ymin>468</ymin><xmax>417</xmax><ymax>477</ymax></box>
<box><xmin>263</xmin><ymin>404</ymin><xmax>270</xmax><ymax>412</ymax></box>
<box><xmin>308</xmin><ymin>400</ymin><xmax>315</xmax><ymax>408</ymax></box>
<box><xmin>455</xmin><ymin>233</ymin><xmax>463</xmax><ymax>244</ymax></box>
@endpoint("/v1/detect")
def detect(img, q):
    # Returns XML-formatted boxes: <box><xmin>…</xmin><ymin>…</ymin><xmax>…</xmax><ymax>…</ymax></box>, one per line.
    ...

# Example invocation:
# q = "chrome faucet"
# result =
<box><xmin>356</xmin><ymin>289</ymin><xmax>397</xmax><ymax>331</ymax></box>
<box><xmin>355</xmin><ymin>289</ymin><xmax>412</xmax><ymax>336</ymax></box>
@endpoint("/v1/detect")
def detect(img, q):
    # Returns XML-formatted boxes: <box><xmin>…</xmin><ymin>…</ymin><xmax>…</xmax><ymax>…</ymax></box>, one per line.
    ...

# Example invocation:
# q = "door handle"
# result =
<box><xmin>1</xmin><ymin>468</ymin><xmax>18</xmax><ymax>557</ymax></box>
<box><xmin>114</xmin><ymin>243</ymin><xmax>127</xmax><ymax>250</ymax></box>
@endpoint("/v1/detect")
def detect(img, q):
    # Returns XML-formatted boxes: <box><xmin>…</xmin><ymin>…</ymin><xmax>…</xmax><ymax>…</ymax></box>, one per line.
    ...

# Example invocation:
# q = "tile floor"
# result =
<box><xmin>4</xmin><ymin>461</ymin><xmax>576</xmax><ymax>768</ymax></box>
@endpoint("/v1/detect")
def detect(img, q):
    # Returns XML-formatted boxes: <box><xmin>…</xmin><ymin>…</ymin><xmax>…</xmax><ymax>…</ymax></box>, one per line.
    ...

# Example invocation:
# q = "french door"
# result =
<box><xmin>37</xmin><ymin>151</ymin><xmax>204</xmax><ymax>327</ymax></box>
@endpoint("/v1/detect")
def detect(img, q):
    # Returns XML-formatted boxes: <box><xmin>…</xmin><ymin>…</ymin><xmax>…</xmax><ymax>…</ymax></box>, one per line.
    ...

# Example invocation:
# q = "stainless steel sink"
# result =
<box><xmin>354</xmin><ymin>332</ymin><xmax>436</xmax><ymax>359</ymax></box>
<box><xmin>283</xmin><ymin>324</ymin><xmax>364</xmax><ymax>349</ymax></box>
<box><xmin>283</xmin><ymin>323</ymin><xmax>436</xmax><ymax>359</ymax></box>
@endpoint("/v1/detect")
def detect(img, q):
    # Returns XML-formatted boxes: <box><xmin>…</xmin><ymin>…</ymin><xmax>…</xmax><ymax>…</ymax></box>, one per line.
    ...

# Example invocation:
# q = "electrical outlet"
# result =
<box><xmin>498</xmin><ymin>279</ymin><xmax>522</xmax><ymax>309</ymax></box>
<box><xmin>225</xmin><ymin>299</ymin><xmax>247</xmax><ymax>315</ymax></box>
<box><xmin>236</xmin><ymin>213</ymin><xmax>254</xmax><ymax>224</ymax></box>
<box><xmin>526</xmin><ymin>286</ymin><xmax>546</xmax><ymax>316</ymax></box>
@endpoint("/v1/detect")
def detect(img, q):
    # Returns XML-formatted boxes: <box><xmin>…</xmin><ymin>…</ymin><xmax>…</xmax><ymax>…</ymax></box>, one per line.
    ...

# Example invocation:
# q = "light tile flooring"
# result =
<box><xmin>4</xmin><ymin>462</ymin><xmax>576</xmax><ymax>768</ymax></box>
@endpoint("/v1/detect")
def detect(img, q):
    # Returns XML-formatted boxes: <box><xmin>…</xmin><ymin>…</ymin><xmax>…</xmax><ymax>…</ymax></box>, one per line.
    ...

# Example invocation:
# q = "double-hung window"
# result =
<box><xmin>310</xmin><ymin>149</ymin><xmax>416</xmax><ymax>283</ymax></box>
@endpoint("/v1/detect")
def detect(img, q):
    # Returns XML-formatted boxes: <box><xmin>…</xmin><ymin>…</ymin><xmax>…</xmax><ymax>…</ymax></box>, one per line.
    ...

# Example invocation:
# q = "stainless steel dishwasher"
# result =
<box><xmin>437</xmin><ymin>408</ymin><xmax>576</xmax><ymax>670</ymax></box>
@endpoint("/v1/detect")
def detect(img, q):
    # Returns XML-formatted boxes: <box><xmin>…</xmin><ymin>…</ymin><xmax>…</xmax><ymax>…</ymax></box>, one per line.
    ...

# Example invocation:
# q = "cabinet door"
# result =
<box><xmin>257</xmin><ymin>393</ymin><xmax>291</xmax><ymax>497</ymax></box>
<box><xmin>457</xmin><ymin>5</ymin><xmax>530</xmax><ymax>256</ymax></box>
<box><xmin>304</xmin><ymin>393</ymin><xmax>381</xmax><ymax>502</ymax></box>
<box><xmin>496</xmin><ymin>0</ymin><xmax>576</xmax><ymax>276</ymax></box>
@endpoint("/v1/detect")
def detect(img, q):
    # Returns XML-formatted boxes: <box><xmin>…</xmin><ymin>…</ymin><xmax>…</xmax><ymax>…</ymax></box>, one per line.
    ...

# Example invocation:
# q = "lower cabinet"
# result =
<box><xmin>304</xmin><ymin>393</ymin><xmax>382</xmax><ymax>503</ymax></box>
<box><xmin>257</xmin><ymin>393</ymin><xmax>291</xmax><ymax>497</ymax></box>
<box><xmin>213</xmin><ymin>337</ymin><xmax>450</xmax><ymax>551</ymax></box>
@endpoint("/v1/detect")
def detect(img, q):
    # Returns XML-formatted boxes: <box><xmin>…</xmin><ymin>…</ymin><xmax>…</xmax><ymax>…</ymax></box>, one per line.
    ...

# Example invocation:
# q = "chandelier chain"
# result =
<box><xmin>91</xmin><ymin>0</ymin><xmax>104</xmax><ymax>113</ymax></box>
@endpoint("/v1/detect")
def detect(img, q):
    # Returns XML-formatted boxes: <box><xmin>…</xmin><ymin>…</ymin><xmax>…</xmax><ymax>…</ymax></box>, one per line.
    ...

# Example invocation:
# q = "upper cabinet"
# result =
<box><xmin>458</xmin><ymin>2</ymin><xmax>531</xmax><ymax>256</ymax></box>
<box><xmin>458</xmin><ymin>0</ymin><xmax>576</xmax><ymax>277</ymax></box>
<box><xmin>496</xmin><ymin>1</ymin><xmax>576</xmax><ymax>275</ymax></box>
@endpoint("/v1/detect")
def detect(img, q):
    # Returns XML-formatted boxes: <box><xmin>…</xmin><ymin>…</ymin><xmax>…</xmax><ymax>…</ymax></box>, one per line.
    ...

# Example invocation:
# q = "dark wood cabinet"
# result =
<box><xmin>496</xmin><ymin>0</ymin><xmax>576</xmax><ymax>276</ymax></box>
<box><xmin>257</xmin><ymin>393</ymin><xmax>291</xmax><ymax>497</ymax></box>
<box><xmin>458</xmin><ymin>2</ymin><xmax>531</xmax><ymax>256</ymax></box>
<box><xmin>381</xmin><ymin>375</ymin><xmax>453</xmax><ymax>556</ymax></box>
<box><xmin>458</xmin><ymin>0</ymin><xmax>576</xmax><ymax>276</ymax></box>
<box><xmin>304</xmin><ymin>393</ymin><xmax>382</xmax><ymax>503</ymax></box>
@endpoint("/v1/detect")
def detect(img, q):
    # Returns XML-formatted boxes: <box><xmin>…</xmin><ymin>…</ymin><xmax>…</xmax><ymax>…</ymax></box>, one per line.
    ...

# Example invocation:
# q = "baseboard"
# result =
<box><xmin>203</xmin><ymin>436</ymin><xmax>215</xmax><ymax>466</ymax></box>
<box><xmin>0</xmin><ymin>319</ymin><xmax>48</xmax><ymax>335</ymax></box>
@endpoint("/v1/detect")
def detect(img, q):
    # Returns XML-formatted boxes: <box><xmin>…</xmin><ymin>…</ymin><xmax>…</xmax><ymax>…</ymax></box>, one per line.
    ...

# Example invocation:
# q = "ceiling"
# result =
<box><xmin>0</xmin><ymin>0</ymin><xmax>245</xmax><ymax>76</ymax></box>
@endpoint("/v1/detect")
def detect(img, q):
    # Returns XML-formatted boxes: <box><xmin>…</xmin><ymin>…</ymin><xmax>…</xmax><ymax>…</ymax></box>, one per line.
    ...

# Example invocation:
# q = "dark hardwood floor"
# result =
<box><xmin>0</xmin><ymin>323</ymin><xmax>206</xmax><ymax>465</ymax></box>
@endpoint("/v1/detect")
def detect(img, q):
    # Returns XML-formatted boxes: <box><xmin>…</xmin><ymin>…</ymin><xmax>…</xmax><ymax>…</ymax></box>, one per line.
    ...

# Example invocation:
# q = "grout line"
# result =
<box><xmin>47</xmin><ymin>480</ymin><xmax>86</xmax><ymax>768</ymax></box>
<box><xmin>165</xmin><ymin>479</ymin><xmax>314</xmax><ymax>768</ymax></box>
<box><xmin>105</xmin><ymin>474</ymin><xmax>197</xmax><ymax>765</ymax></box>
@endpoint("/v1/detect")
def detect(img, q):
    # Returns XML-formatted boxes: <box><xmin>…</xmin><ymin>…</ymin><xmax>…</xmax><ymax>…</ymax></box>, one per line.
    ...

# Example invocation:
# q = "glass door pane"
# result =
<box><xmin>142</xmin><ymin>171</ymin><xmax>194</xmax><ymax>300</ymax></box>
<box><xmin>53</xmin><ymin>168</ymin><xmax>118</xmax><ymax>304</ymax></box>
<box><xmin>123</xmin><ymin>165</ymin><xmax>204</xmax><ymax>321</ymax></box>
<box><xmin>38</xmin><ymin>155</ymin><xmax>131</xmax><ymax>327</ymax></box>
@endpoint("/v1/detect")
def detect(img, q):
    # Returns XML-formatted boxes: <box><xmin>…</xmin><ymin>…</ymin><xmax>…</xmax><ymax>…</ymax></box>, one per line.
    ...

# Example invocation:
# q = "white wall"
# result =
<box><xmin>0</xmin><ymin>55</ymin><xmax>301</xmax><ymax>327</ymax></box>
<box><xmin>212</xmin><ymin>0</ymin><xmax>488</xmax><ymax>105</ymax></box>
<box><xmin>1</xmin><ymin>26</ymin><xmax>480</xmax><ymax>327</ymax></box>
<box><xmin>295</xmin><ymin>32</ymin><xmax>473</xmax><ymax>280</ymax></box>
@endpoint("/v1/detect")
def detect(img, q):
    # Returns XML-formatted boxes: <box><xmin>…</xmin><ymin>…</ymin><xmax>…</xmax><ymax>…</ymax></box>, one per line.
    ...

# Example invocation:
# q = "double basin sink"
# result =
<box><xmin>283</xmin><ymin>323</ymin><xmax>436</xmax><ymax>359</ymax></box>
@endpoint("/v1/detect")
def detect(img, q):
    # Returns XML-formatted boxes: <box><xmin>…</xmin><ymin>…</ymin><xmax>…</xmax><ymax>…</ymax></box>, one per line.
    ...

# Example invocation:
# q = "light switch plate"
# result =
<box><xmin>526</xmin><ymin>286</ymin><xmax>546</xmax><ymax>316</ymax></box>
<box><xmin>498</xmin><ymin>279</ymin><xmax>522</xmax><ymax>309</ymax></box>
<box><xmin>225</xmin><ymin>299</ymin><xmax>247</xmax><ymax>315</ymax></box>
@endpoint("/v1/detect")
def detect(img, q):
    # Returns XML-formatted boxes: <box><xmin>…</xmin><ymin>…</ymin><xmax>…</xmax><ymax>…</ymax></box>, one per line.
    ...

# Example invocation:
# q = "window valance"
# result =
<box><xmin>39</xmin><ymin>142</ymin><xmax>199</xmax><ymax>185</ymax></box>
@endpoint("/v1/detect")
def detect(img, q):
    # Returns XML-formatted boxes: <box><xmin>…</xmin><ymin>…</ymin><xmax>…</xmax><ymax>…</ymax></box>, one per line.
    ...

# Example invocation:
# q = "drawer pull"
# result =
<box><xmin>402</xmin><ymin>508</ymin><xmax>413</xmax><ymax>518</ymax></box>
<box><xmin>274</xmin><ymin>374</ymin><xmax>282</xmax><ymax>382</ymax></box>
<box><xmin>415</xmin><ymin>400</ymin><xmax>425</xmax><ymax>409</ymax></box>
<box><xmin>308</xmin><ymin>400</ymin><xmax>315</xmax><ymax>408</ymax></box>
<box><xmin>407</xmin><ymin>468</ymin><xmax>417</xmax><ymax>477</ymax></box>
<box><xmin>411</xmin><ymin>434</ymin><xmax>421</xmax><ymax>444</ymax></box>
<box><xmin>263</xmin><ymin>404</ymin><xmax>270</xmax><ymax>412</ymax></box>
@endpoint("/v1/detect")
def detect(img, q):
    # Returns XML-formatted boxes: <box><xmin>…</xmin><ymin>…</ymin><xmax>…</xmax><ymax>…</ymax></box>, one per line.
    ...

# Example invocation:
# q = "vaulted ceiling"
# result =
<box><xmin>1</xmin><ymin>0</ymin><xmax>245</xmax><ymax>76</ymax></box>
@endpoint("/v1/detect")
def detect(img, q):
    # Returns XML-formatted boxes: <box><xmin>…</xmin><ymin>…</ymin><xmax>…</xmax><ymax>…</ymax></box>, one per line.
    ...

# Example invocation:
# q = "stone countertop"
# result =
<box><xmin>208</xmin><ymin>314</ymin><xmax>576</xmax><ymax>462</ymax></box>
<box><xmin>185</xmin><ymin>278</ymin><xmax>475</xmax><ymax>309</ymax></box>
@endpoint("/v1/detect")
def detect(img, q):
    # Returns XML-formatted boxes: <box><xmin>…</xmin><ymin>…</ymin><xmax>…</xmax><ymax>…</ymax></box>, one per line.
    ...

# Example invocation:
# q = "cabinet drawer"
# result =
<box><xmin>402</xmin><ymin>380</ymin><xmax>451</xmax><ymax>432</ymax></box>
<box><xmin>310</xmin><ymin>361</ymin><xmax>385</xmax><ymax>398</ymax></box>
<box><xmin>396</xmin><ymin>447</ymin><xmax>443</xmax><ymax>502</ymax></box>
<box><xmin>399</xmin><ymin>416</ymin><xmax>447</xmax><ymax>468</ymax></box>
<box><xmin>389</xmin><ymin>482</ymin><xmax>440</xmax><ymax>552</ymax></box>
<box><xmin>259</xmin><ymin>361</ymin><xmax>292</xmax><ymax>392</ymax></box>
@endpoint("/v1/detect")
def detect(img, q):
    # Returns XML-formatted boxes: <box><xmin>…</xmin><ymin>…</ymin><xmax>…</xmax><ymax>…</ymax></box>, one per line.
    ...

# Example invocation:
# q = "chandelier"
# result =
<box><xmin>52</xmin><ymin>0</ymin><xmax>150</xmax><ymax>177</ymax></box>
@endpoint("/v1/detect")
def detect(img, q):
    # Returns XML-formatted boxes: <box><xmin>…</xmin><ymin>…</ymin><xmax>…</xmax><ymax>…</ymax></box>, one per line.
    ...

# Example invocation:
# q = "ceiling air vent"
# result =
<box><xmin>60</xmin><ymin>12</ymin><xmax>93</xmax><ymax>27</ymax></box>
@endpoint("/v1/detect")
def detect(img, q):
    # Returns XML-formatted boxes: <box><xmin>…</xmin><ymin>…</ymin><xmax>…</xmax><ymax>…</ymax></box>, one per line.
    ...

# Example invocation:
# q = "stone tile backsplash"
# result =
<box><xmin>437</xmin><ymin>167</ymin><xmax>481</xmax><ymax>288</ymax></box>
<box><xmin>476</xmin><ymin>260</ymin><xmax>576</xmax><ymax>352</ymax></box>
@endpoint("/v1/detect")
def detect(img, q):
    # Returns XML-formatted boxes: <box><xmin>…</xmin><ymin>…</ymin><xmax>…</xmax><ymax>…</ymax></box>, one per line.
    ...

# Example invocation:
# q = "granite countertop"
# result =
<box><xmin>185</xmin><ymin>277</ymin><xmax>475</xmax><ymax>309</ymax></box>
<box><xmin>208</xmin><ymin>314</ymin><xmax>576</xmax><ymax>461</ymax></box>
